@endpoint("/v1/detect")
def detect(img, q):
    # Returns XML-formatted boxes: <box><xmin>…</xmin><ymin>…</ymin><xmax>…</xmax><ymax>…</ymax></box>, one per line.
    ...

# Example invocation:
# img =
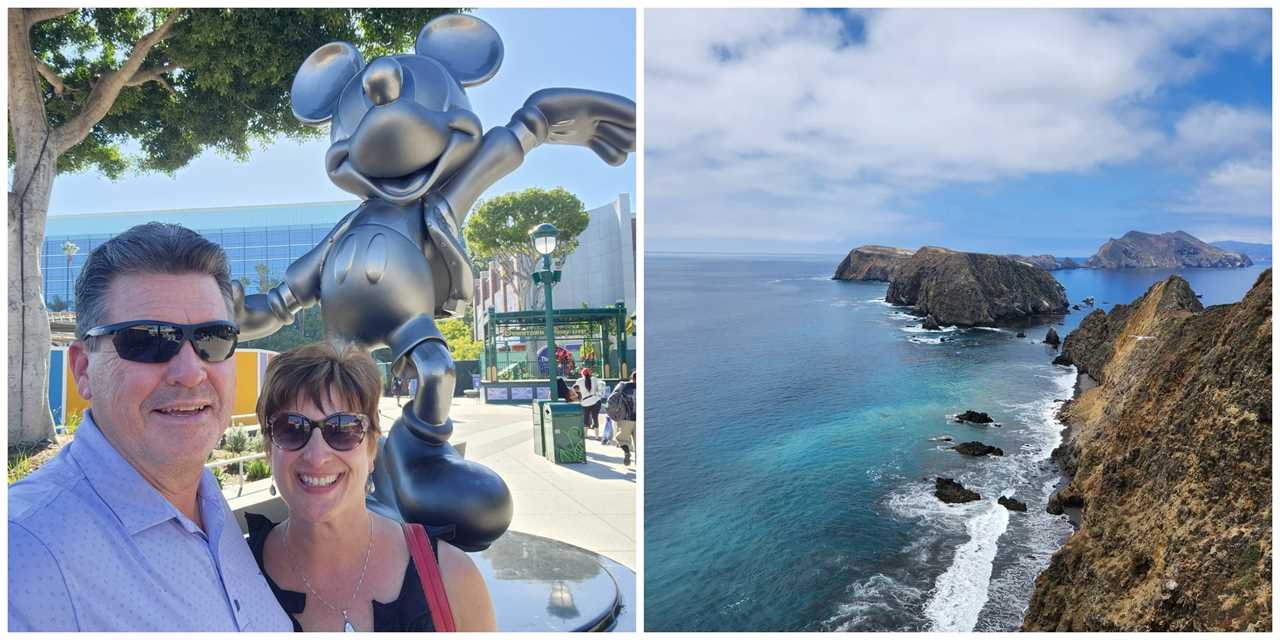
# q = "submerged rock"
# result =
<box><xmin>885</xmin><ymin>247</ymin><xmax>1069</xmax><ymax>327</ymax></box>
<box><xmin>1016</xmin><ymin>331</ymin><xmax>1027</xmax><ymax>338</ymax></box>
<box><xmin>953</xmin><ymin>441</ymin><xmax>1005</xmax><ymax>457</ymax></box>
<box><xmin>955</xmin><ymin>410</ymin><xmax>994</xmax><ymax>424</ymax></box>
<box><xmin>935</xmin><ymin>477</ymin><xmax>981</xmax><ymax>504</ymax></box>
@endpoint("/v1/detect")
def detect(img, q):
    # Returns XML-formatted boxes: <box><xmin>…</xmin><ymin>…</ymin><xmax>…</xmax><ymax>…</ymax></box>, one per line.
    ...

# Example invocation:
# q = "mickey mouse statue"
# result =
<box><xmin>232</xmin><ymin>14</ymin><xmax>635</xmax><ymax>551</ymax></box>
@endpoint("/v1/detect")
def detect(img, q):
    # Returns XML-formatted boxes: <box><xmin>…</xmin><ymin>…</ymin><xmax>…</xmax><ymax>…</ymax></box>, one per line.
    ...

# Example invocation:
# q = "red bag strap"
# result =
<box><xmin>402</xmin><ymin>522</ymin><xmax>456</xmax><ymax>632</ymax></box>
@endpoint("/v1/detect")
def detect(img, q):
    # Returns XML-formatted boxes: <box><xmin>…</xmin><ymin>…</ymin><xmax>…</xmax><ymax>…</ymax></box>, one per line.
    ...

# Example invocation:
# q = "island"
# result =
<box><xmin>1086</xmin><ymin>230</ymin><xmax>1252</xmax><ymax>269</ymax></box>
<box><xmin>832</xmin><ymin>245</ymin><xmax>915</xmax><ymax>282</ymax></box>
<box><xmin>885</xmin><ymin>246</ymin><xmax>1069</xmax><ymax>326</ymax></box>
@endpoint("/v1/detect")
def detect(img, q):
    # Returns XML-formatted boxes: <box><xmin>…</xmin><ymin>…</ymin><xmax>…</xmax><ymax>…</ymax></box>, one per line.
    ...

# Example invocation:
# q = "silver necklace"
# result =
<box><xmin>282</xmin><ymin>515</ymin><xmax>374</xmax><ymax>632</ymax></box>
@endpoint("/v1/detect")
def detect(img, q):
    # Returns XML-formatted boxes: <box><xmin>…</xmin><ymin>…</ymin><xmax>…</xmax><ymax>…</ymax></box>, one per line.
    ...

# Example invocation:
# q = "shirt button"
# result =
<box><xmin>235</xmin><ymin>599</ymin><xmax>241</xmax><ymax>611</ymax></box>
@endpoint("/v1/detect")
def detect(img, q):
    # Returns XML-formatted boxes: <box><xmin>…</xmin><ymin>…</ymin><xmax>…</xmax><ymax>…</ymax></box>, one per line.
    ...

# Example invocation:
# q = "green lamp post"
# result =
<box><xmin>530</xmin><ymin>223</ymin><xmax>561</xmax><ymax>401</ymax></box>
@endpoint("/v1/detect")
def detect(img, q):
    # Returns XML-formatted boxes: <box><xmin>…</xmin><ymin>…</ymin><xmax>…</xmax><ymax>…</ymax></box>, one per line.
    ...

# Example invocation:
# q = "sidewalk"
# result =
<box><xmin>405</xmin><ymin>396</ymin><xmax>637</xmax><ymax>570</ymax></box>
<box><xmin>228</xmin><ymin>395</ymin><xmax>637</xmax><ymax>570</ymax></box>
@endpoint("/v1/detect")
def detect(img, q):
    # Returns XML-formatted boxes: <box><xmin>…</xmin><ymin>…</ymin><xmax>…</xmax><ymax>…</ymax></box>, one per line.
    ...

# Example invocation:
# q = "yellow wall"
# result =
<box><xmin>60</xmin><ymin>348</ymin><xmax>273</xmax><ymax>427</ymax></box>
<box><xmin>64</xmin><ymin>365</ymin><xmax>90</xmax><ymax>424</ymax></box>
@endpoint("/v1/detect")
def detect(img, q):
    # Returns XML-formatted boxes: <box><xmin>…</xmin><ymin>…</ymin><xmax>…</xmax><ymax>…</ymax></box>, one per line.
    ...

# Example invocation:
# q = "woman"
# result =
<box><xmin>247</xmin><ymin>343</ymin><xmax>496</xmax><ymax>632</ymax></box>
<box><xmin>571</xmin><ymin>367</ymin><xmax>606</xmax><ymax>439</ymax></box>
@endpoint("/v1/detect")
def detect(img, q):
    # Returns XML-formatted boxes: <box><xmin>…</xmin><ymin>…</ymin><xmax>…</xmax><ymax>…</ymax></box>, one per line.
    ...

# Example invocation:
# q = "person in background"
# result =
<box><xmin>392</xmin><ymin>376</ymin><xmax>404</xmax><ymax>407</ymax></box>
<box><xmin>556</xmin><ymin>376</ymin><xmax>578</xmax><ymax>402</ymax></box>
<box><xmin>607</xmin><ymin>371</ymin><xmax>637</xmax><ymax>466</ymax></box>
<box><xmin>8</xmin><ymin>222</ymin><xmax>292</xmax><ymax>631</ymax></box>
<box><xmin>246</xmin><ymin>343</ymin><xmax>495</xmax><ymax>631</ymax></box>
<box><xmin>571</xmin><ymin>367</ymin><xmax>606</xmax><ymax>439</ymax></box>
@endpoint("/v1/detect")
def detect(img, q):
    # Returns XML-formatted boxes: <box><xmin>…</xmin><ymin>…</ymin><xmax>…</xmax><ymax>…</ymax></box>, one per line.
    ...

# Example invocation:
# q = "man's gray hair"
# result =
<box><xmin>74</xmin><ymin>222</ymin><xmax>235</xmax><ymax>339</ymax></box>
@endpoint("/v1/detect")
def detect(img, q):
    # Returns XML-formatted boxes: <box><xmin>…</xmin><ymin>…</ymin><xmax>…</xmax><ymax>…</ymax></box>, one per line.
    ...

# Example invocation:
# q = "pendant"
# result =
<box><xmin>342</xmin><ymin>611</ymin><xmax>357</xmax><ymax>632</ymax></box>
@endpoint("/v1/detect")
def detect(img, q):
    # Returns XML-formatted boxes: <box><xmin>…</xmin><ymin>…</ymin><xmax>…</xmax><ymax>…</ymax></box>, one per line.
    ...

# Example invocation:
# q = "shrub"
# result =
<box><xmin>223</xmin><ymin>427</ymin><xmax>250</xmax><ymax>454</ymax></box>
<box><xmin>211</xmin><ymin>466</ymin><xmax>226</xmax><ymax>489</ymax></box>
<box><xmin>8</xmin><ymin>451</ymin><xmax>33</xmax><ymax>485</ymax></box>
<box><xmin>64</xmin><ymin>410</ymin><xmax>83</xmax><ymax>436</ymax></box>
<box><xmin>245</xmin><ymin>459</ymin><xmax>271</xmax><ymax>482</ymax></box>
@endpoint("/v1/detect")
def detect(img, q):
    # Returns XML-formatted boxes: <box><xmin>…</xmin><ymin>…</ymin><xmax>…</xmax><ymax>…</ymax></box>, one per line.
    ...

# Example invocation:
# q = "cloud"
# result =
<box><xmin>1170</xmin><ymin>153</ymin><xmax>1272</xmax><ymax>218</ymax></box>
<box><xmin>645</xmin><ymin>8</ymin><xmax>1271</xmax><ymax>249</ymax></box>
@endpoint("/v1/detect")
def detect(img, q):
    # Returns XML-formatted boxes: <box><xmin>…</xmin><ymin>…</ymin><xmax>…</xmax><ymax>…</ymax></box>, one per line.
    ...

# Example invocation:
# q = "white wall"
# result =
<box><xmin>554</xmin><ymin>194</ymin><xmax>635</xmax><ymax>313</ymax></box>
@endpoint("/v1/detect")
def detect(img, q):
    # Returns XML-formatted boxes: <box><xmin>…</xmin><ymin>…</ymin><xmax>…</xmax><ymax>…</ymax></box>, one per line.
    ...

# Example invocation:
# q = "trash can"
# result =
<box><xmin>541</xmin><ymin>401</ymin><xmax>585</xmax><ymax>464</ymax></box>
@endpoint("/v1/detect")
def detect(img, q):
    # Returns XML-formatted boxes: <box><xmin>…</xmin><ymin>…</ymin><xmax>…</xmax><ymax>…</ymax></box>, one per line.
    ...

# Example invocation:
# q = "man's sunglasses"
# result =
<box><xmin>266</xmin><ymin>412</ymin><xmax>370</xmax><ymax>452</ymax></box>
<box><xmin>85</xmin><ymin>320</ymin><xmax>240</xmax><ymax>364</ymax></box>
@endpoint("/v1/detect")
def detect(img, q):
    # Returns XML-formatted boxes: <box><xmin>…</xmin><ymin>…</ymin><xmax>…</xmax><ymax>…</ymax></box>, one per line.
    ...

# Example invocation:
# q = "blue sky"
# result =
<box><xmin>646</xmin><ymin>9</ymin><xmax>1271</xmax><ymax>256</ymax></box>
<box><xmin>48</xmin><ymin>8</ymin><xmax>635</xmax><ymax>216</ymax></box>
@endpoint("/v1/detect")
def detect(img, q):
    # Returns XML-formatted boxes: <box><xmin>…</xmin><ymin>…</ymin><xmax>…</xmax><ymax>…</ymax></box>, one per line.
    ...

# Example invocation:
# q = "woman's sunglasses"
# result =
<box><xmin>267</xmin><ymin>412</ymin><xmax>370</xmax><ymax>452</ymax></box>
<box><xmin>85</xmin><ymin>320</ymin><xmax>240</xmax><ymax>364</ymax></box>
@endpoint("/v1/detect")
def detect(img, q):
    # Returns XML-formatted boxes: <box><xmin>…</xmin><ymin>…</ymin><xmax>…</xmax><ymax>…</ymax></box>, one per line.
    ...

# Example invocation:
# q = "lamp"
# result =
<box><xmin>530</xmin><ymin>223</ymin><xmax>559</xmax><ymax>256</ymax></box>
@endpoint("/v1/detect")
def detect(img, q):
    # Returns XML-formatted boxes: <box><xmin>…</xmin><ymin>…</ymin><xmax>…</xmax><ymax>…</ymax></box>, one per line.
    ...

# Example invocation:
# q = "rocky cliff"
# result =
<box><xmin>833</xmin><ymin>245</ymin><xmax>915</xmax><ymax>281</ymax></box>
<box><xmin>1023</xmin><ymin>270</ymin><xmax>1272</xmax><ymax>631</ymax></box>
<box><xmin>1086</xmin><ymin>230</ymin><xmax>1252</xmax><ymax>269</ymax></box>
<box><xmin>884</xmin><ymin>246</ymin><xmax>1069</xmax><ymax>326</ymax></box>
<box><xmin>1007</xmin><ymin>254</ymin><xmax>1082</xmax><ymax>271</ymax></box>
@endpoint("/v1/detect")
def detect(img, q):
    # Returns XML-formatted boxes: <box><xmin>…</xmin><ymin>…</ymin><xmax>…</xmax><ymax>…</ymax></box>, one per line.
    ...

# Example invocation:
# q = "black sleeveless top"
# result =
<box><xmin>244</xmin><ymin>512</ymin><xmax>440</xmax><ymax>632</ymax></box>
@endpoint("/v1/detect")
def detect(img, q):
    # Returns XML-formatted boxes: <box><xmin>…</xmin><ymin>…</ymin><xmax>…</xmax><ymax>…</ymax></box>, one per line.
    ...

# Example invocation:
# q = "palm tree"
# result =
<box><xmin>61</xmin><ymin>241</ymin><xmax>79</xmax><ymax>311</ymax></box>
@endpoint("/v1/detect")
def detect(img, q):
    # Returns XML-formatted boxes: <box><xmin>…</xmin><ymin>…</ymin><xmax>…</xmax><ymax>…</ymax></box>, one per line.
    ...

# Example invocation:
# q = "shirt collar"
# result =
<box><xmin>70</xmin><ymin>412</ymin><xmax>215</xmax><ymax>536</ymax></box>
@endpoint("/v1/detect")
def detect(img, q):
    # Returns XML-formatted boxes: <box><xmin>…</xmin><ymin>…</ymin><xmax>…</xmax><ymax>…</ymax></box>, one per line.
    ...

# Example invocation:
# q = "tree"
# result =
<box><xmin>8</xmin><ymin>8</ymin><xmax>457</xmax><ymax>445</ymax></box>
<box><xmin>438</xmin><ymin>318</ymin><xmax>483</xmax><ymax>361</ymax></box>
<box><xmin>254</xmin><ymin>262</ymin><xmax>275</xmax><ymax>293</ymax></box>
<box><xmin>463</xmin><ymin>187</ymin><xmax>589</xmax><ymax>311</ymax></box>
<box><xmin>61</xmin><ymin>240</ymin><xmax>78</xmax><ymax>307</ymax></box>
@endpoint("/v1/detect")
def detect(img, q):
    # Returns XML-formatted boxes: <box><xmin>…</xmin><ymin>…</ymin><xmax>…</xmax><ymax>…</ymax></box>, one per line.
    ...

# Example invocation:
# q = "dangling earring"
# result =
<box><xmin>366</xmin><ymin>466</ymin><xmax>375</xmax><ymax>495</ymax></box>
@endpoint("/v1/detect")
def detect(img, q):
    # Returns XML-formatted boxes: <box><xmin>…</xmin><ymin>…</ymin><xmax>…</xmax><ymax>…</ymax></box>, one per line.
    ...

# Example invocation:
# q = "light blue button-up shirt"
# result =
<box><xmin>8</xmin><ymin>413</ymin><xmax>292</xmax><ymax>631</ymax></box>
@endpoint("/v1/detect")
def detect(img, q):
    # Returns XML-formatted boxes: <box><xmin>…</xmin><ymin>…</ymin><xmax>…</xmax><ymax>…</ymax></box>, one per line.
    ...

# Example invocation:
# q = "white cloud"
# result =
<box><xmin>645</xmin><ymin>8</ymin><xmax>1271</xmax><ymax>248</ymax></box>
<box><xmin>1171</xmin><ymin>153</ymin><xmax>1272</xmax><ymax>218</ymax></box>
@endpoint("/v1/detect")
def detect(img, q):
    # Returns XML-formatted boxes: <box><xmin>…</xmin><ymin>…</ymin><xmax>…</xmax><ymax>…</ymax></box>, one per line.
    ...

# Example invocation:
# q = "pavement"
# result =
<box><xmin>225</xmin><ymin>395</ymin><xmax>637</xmax><ymax>570</ymax></box>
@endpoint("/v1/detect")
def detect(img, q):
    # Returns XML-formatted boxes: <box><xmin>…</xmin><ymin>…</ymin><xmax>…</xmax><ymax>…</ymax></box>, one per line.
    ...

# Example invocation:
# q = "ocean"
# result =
<box><xmin>642</xmin><ymin>252</ymin><xmax>1269</xmax><ymax>632</ymax></box>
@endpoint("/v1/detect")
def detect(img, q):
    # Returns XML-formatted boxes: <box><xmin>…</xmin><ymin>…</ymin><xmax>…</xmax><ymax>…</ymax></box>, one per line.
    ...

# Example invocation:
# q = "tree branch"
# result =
<box><xmin>33</xmin><ymin>58</ymin><xmax>69</xmax><ymax>96</ymax></box>
<box><xmin>51</xmin><ymin>9</ymin><xmax>182</xmax><ymax>156</ymax></box>
<box><xmin>126</xmin><ymin>62</ymin><xmax>177</xmax><ymax>96</ymax></box>
<box><xmin>27</xmin><ymin>8</ymin><xmax>75</xmax><ymax>24</ymax></box>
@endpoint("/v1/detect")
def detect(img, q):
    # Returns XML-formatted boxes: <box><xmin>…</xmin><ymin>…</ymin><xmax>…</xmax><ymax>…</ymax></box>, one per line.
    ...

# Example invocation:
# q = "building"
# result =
<box><xmin>472</xmin><ymin>194</ymin><xmax>636</xmax><ymax>333</ymax></box>
<box><xmin>43</xmin><ymin>201</ymin><xmax>357</xmax><ymax>310</ymax></box>
<box><xmin>44</xmin><ymin>194</ymin><xmax>635</xmax><ymax>321</ymax></box>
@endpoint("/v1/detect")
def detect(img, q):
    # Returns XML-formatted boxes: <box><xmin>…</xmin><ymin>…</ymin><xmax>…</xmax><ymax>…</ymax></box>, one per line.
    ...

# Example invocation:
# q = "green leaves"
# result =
<box><xmin>464</xmin><ymin>186</ymin><xmax>590</xmax><ymax>264</ymax></box>
<box><xmin>21</xmin><ymin>8</ymin><xmax>457</xmax><ymax>178</ymax></box>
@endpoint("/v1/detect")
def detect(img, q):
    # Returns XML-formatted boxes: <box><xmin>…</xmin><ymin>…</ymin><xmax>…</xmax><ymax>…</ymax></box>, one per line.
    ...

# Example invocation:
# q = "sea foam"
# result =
<box><xmin>924</xmin><ymin>499</ymin><xmax>1012</xmax><ymax>631</ymax></box>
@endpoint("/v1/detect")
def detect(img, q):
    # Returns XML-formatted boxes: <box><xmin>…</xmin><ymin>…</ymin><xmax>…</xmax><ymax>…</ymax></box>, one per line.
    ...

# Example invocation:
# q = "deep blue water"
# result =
<box><xmin>643</xmin><ymin>253</ymin><xmax>1269</xmax><ymax>632</ymax></box>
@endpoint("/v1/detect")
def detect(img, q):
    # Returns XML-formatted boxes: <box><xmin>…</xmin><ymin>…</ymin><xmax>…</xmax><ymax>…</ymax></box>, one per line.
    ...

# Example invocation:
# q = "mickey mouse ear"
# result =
<box><xmin>415</xmin><ymin>14</ymin><xmax>503</xmax><ymax>88</ymax></box>
<box><xmin>291</xmin><ymin>42</ymin><xmax>365</xmax><ymax>125</ymax></box>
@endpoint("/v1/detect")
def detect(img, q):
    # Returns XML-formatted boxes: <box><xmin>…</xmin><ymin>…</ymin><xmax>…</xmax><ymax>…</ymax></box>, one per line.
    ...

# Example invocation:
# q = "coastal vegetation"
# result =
<box><xmin>1024</xmin><ymin>270</ymin><xmax>1272</xmax><ymax>631</ymax></box>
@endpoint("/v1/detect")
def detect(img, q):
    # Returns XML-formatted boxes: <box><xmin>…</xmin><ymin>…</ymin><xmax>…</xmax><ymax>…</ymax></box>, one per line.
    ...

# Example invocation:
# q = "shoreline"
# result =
<box><xmin>1045</xmin><ymin>369</ymin><xmax>1095</xmax><ymax>529</ymax></box>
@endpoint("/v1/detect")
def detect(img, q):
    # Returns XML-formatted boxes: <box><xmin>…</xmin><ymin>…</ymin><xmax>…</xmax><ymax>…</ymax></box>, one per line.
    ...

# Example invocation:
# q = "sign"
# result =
<box><xmin>485</xmin><ymin>386</ymin><xmax>509</xmax><ymax>401</ymax></box>
<box><xmin>536</xmin><ymin>386</ymin><xmax>551</xmax><ymax>400</ymax></box>
<box><xmin>511</xmin><ymin>386</ymin><xmax>534</xmax><ymax>400</ymax></box>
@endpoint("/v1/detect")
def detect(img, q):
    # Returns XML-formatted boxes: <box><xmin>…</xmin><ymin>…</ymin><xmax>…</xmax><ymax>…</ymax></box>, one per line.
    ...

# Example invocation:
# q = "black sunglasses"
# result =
<box><xmin>267</xmin><ymin>412</ymin><xmax>370</xmax><ymax>452</ymax></box>
<box><xmin>85</xmin><ymin>320</ymin><xmax>240</xmax><ymax>364</ymax></box>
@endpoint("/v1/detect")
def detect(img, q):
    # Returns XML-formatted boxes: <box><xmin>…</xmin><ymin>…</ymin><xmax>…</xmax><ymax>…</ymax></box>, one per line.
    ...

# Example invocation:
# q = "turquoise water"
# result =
<box><xmin>643</xmin><ymin>253</ymin><xmax>1269</xmax><ymax>632</ymax></box>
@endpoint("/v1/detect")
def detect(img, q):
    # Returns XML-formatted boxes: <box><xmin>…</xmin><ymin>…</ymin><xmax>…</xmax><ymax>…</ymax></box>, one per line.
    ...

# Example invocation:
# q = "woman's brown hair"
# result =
<box><xmin>256</xmin><ymin>342</ymin><xmax>384</xmax><ymax>445</ymax></box>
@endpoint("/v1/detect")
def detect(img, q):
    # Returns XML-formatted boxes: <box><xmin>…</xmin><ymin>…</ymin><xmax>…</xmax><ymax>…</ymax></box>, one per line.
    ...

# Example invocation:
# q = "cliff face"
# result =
<box><xmin>1087</xmin><ymin>230</ymin><xmax>1253</xmax><ymax>269</ymax></box>
<box><xmin>884</xmin><ymin>246</ymin><xmax>1069</xmax><ymax>326</ymax></box>
<box><xmin>1023</xmin><ymin>270</ymin><xmax>1272</xmax><ymax>632</ymax></box>
<box><xmin>1007</xmin><ymin>254</ymin><xmax>1082</xmax><ymax>271</ymax></box>
<box><xmin>833</xmin><ymin>245</ymin><xmax>914</xmax><ymax>281</ymax></box>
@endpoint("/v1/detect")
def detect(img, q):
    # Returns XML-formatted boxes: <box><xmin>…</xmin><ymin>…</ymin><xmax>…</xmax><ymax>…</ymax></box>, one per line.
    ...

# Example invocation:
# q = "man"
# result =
<box><xmin>607</xmin><ymin>371</ymin><xmax>637</xmax><ymax>466</ymax></box>
<box><xmin>8</xmin><ymin>223</ymin><xmax>291</xmax><ymax>631</ymax></box>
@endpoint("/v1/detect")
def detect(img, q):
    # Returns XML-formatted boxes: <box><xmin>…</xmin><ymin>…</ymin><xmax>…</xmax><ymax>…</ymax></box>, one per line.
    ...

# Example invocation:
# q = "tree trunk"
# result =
<box><xmin>8</xmin><ymin>9</ymin><xmax>57</xmax><ymax>444</ymax></box>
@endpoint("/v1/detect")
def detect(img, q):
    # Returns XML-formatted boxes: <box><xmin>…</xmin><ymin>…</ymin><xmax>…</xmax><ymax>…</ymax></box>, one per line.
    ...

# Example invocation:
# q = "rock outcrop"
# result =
<box><xmin>935</xmin><ymin>477</ymin><xmax>981</xmax><ymax>504</ymax></box>
<box><xmin>1086</xmin><ymin>230</ymin><xmax>1252</xmax><ymax>269</ymax></box>
<box><xmin>1044</xmin><ymin>327</ymin><xmax>1061</xmax><ymax>349</ymax></box>
<box><xmin>833</xmin><ymin>245</ymin><xmax>915</xmax><ymax>281</ymax></box>
<box><xmin>952</xmin><ymin>441</ymin><xmax>1004</xmax><ymax>457</ymax></box>
<box><xmin>955</xmin><ymin>410</ymin><xmax>994</xmax><ymax>424</ymax></box>
<box><xmin>1007</xmin><ymin>254</ymin><xmax>1082</xmax><ymax>271</ymax></box>
<box><xmin>1023</xmin><ymin>270</ymin><xmax>1271</xmax><ymax>632</ymax></box>
<box><xmin>999</xmin><ymin>496</ymin><xmax>1028</xmax><ymax>512</ymax></box>
<box><xmin>886</xmin><ymin>247</ymin><xmax>1069</xmax><ymax>326</ymax></box>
